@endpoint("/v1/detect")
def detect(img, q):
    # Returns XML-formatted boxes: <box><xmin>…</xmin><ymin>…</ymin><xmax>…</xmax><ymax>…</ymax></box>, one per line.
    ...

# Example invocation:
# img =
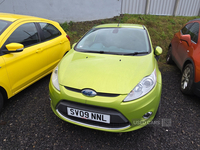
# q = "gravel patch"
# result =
<box><xmin>0</xmin><ymin>63</ymin><xmax>200</xmax><ymax>150</ymax></box>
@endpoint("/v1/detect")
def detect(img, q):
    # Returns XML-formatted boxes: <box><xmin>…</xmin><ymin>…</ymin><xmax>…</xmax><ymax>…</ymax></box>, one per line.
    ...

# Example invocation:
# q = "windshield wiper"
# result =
<box><xmin>123</xmin><ymin>52</ymin><xmax>149</xmax><ymax>56</ymax></box>
<box><xmin>79</xmin><ymin>50</ymin><xmax>105</xmax><ymax>54</ymax></box>
<box><xmin>78</xmin><ymin>50</ymin><xmax>149</xmax><ymax>56</ymax></box>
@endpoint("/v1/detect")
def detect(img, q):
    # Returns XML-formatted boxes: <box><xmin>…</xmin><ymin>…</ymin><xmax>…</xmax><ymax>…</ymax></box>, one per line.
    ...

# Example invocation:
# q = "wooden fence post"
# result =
<box><xmin>199</xmin><ymin>7</ymin><xmax>200</xmax><ymax>16</ymax></box>
<box><xmin>145</xmin><ymin>0</ymin><xmax>150</xmax><ymax>15</ymax></box>
<box><xmin>173</xmin><ymin>0</ymin><xmax>180</xmax><ymax>16</ymax></box>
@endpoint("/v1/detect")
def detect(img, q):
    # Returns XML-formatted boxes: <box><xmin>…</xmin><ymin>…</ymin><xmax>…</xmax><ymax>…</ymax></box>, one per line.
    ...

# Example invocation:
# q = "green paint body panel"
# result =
<box><xmin>49</xmin><ymin>23</ymin><xmax>162</xmax><ymax>132</ymax></box>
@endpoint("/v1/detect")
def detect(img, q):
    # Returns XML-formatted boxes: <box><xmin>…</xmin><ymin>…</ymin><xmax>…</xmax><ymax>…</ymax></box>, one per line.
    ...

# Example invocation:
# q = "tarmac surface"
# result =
<box><xmin>0</xmin><ymin>63</ymin><xmax>200</xmax><ymax>150</ymax></box>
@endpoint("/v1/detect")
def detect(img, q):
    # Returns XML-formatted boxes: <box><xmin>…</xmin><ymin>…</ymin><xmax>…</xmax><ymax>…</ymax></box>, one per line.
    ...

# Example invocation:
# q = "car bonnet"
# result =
<box><xmin>58</xmin><ymin>50</ymin><xmax>155</xmax><ymax>95</ymax></box>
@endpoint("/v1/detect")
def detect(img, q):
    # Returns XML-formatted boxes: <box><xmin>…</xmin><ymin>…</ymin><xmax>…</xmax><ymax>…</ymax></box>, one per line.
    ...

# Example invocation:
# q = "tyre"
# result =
<box><xmin>166</xmin><ymin>46</ymin><xmax>174</xmax><ymax>64</ymax></box>
<box><xmin>0</xmin><ymin>92</ymin><xmax>4</xmax><ymax>113</ymax></box>
<box><xmin>180</xmin><ymin>64</ymin><xmax>194</xmax><ymax>95</ymax></box>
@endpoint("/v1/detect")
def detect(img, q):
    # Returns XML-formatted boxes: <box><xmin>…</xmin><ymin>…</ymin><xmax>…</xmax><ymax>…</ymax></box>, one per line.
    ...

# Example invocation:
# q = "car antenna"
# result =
<box><xmin>118</xmin><ymin>0</ymin><xmax>123</xmax><ymax>27</ymax></box>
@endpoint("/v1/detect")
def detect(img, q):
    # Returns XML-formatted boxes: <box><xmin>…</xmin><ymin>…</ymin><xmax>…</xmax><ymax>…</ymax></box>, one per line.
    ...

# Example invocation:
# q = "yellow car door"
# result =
<box><xmin>0</xmin><ymin>57</ymin><xmax>11</xmax><ymax>97</ymax></box>
<box><xmin>1</xmin><ymin>22</ymin><xmax>47</xmax><ymax>95</ymax></box>
<box><xmin>33</xmin><ymin>22</ymin><xmax>70</xmax><ymax>74</ymax></box>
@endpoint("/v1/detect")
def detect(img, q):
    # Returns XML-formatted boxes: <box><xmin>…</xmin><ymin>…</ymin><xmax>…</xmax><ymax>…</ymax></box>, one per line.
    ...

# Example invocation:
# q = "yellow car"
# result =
<box><xmin>0</xmin><ymin>13</ymin><xmax>70</xmax><ymax>112</ymax></box>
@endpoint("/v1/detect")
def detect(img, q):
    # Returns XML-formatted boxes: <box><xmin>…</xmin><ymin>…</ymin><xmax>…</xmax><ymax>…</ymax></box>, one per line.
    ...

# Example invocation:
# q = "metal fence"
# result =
<box><xmin>122</xmin><ymin>0</ymin><xmax>200</xmax><ymax>16</ymax></box>
<box><xmin>0</xmin><ymin>0</ymin><xmax>200</xmax><ymax>22</ymax></box>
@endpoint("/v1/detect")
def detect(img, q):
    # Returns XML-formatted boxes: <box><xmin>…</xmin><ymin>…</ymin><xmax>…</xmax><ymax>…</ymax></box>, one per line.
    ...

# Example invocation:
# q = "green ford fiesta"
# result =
<box><xmin>49</xmin><ymin>24</ymin><xmax>162</xmax><ymax>132</ymax></box>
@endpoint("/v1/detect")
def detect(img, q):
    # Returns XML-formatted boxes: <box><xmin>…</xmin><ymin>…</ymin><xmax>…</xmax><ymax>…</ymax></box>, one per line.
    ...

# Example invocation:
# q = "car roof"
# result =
<box><xmin>0</xmin><ymin>13</ymin><xmax>49</xmax><ymax>22</ymax></box>
<box><xmin>94</xmin><ymin>23</ymin><xmax>145</xmax><ymax>29</ymax></box>
<box><xmin>188</xmin><ymin>18</ymin><xmax>200</xmax><ymax>23</ymax></box>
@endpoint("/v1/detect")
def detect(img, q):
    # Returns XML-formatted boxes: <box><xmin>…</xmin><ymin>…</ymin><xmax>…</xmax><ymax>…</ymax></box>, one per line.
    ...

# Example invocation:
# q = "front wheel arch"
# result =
<box><xmin>182</xmin><ymin>59</ymin><xmax>195</xmax><ymax>76</ymax></box>
<box><xmin>0</xmin><ymin>87</ymin><xmax>7</xmax><ymax>112</ymax></box>
<box><xmin>166</xmin><ymin>44</ymin><xmax>174</xmax><ymax>64</ymax></box>
<box><xmin>0</xmin><ymin>86</ymin><xmax>8</xmax><ymax>100</ymax></box>
<box><xmin>0</xmin><ymin>86</ymin><xmax>8</xmax><ymax>112</ymax></box>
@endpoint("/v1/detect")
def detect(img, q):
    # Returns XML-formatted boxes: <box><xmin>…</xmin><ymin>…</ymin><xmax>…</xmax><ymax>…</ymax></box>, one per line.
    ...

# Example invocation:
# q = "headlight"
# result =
<box><xmin>123</xmin><ymin>69</ymin><xmax>157</xmax><ymax>102</ymax></box>
<box><xmin>51</xmin><ymin>66</ymin><xmax>60</xmax><ymax>91</ymax></box>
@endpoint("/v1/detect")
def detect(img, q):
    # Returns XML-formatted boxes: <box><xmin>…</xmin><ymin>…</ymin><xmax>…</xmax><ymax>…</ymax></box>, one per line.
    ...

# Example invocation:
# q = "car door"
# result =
<box><xmin>33</xmin><ymin>22</ymin><xmax>69</xmax><ymax>73</ymax></box>
<box><xmin>1</xmin><ymin>22</ymin><xmax>45</xmax><ymax>95</ymax></box>
<box><xmin>172</xmin><ymin>23</ymin><xmax>194</xmax><ymax>69</ymax></box>
<box><xmin>177</xmin><ymin>22</ymin><xmax>199</xmax><ymax>69</ymax></box>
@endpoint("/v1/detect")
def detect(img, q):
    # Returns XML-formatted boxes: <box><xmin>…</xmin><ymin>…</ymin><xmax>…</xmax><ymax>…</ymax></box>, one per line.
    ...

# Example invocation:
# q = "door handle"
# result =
<box><xmin>36</xmin><ymin>48</ymin><xmax>43</xmax><ymax>53</ymax></box>
<box><xmin>60</xmin><ymin>40</ymin><xmax>64</xmax><ymax>44</ymax></box>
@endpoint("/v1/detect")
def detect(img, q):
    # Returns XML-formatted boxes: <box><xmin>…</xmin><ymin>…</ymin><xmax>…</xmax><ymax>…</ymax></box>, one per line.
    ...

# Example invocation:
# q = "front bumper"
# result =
<box><xmin>49</xmin><ymin>78</ymin><xmax>162</xmax><ymax>132</ymax></box>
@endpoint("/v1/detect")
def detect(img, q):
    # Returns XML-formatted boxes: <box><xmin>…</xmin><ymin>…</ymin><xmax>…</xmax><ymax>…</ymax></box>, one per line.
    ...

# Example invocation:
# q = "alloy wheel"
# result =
<box><xmin>181</xmin><ymin>67</ymin><xmax>190</xmax><ymax>89</ymax></box>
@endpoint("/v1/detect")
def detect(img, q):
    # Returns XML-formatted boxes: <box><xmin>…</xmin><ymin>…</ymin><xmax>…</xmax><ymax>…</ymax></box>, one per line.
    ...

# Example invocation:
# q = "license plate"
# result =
<box><xmin>67</xmin><ymin>107</ymin><xmax>110</xmax><ymax>124</ymax></box>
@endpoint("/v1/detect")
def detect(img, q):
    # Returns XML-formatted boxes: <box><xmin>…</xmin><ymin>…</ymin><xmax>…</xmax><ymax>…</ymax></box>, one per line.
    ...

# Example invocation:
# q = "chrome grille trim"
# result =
<box><xmin>65</xmin><ymin>86</ymin><xmax>120</xmax><ymax>97</ymax></box>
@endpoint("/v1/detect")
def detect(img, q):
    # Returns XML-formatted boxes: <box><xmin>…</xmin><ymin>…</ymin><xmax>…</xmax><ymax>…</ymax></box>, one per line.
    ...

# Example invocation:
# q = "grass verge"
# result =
<box><xmin>60</xmin><ymin>14</ymin><xmax>198</xmax><ymax>63</ymax></box>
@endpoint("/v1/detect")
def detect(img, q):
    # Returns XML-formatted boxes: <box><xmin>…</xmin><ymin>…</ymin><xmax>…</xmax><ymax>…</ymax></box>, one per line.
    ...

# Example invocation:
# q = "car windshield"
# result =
<box><xmin>0</xmin><ymin>20</ymin><xmax>12</xmax><ymax>35</ymax></box>
<box><xmin>75</xmin><ymin>27</ymin><xmax>150</xmax><ymax>55</ymax></box>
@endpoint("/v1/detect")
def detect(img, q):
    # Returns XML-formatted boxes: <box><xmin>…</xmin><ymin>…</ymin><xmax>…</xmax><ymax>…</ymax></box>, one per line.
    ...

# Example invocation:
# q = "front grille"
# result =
<box><xmin>56</xmin><ymin>100</ymin><xmax>130</xmax><ymax>129</ymax></box>
<box><xmin>65</xmin><ymin>86</ymin><xmax>120</xmax><ymax>97</ymax></box>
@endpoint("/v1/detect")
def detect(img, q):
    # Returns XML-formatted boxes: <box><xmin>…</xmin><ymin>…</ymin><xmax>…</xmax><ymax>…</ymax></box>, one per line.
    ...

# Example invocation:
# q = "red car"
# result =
<box><xmin>166</xmin><ymin>19</ymin><xmax>200</xmax><ymax>97</ymax></box>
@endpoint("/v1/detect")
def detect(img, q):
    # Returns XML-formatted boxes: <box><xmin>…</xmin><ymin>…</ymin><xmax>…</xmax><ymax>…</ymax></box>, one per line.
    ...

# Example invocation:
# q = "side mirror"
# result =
<box><xmin>154</xmin><ymin>46</ymin><xmax>162</xmax><ymax>61</ymax></box>
<box><xmin>3</xmin><ymin>43</ymin><xmax>24</xmax><ymax>54</ymax></box>
<box><xmin>154</xmin><ymin>46</ymin><xmax>162</xmax><ymax>56</ymax></box>
<box><xmin>72</xmin><ymin>43</ymin><xmax>77</xmax><ymax>49</ymax></box>
<box><xmin>180</xmin><ymin>34</ymin><xmax>191</xmax><ymax>46</ymax></box>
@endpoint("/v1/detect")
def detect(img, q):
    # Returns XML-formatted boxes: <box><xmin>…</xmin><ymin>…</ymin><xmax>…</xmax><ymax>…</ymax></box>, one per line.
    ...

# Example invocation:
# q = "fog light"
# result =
<box><xmin>143</xmin><ymin>112</ymin><xmax>153</xmax><ymax>119</ymax></box>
